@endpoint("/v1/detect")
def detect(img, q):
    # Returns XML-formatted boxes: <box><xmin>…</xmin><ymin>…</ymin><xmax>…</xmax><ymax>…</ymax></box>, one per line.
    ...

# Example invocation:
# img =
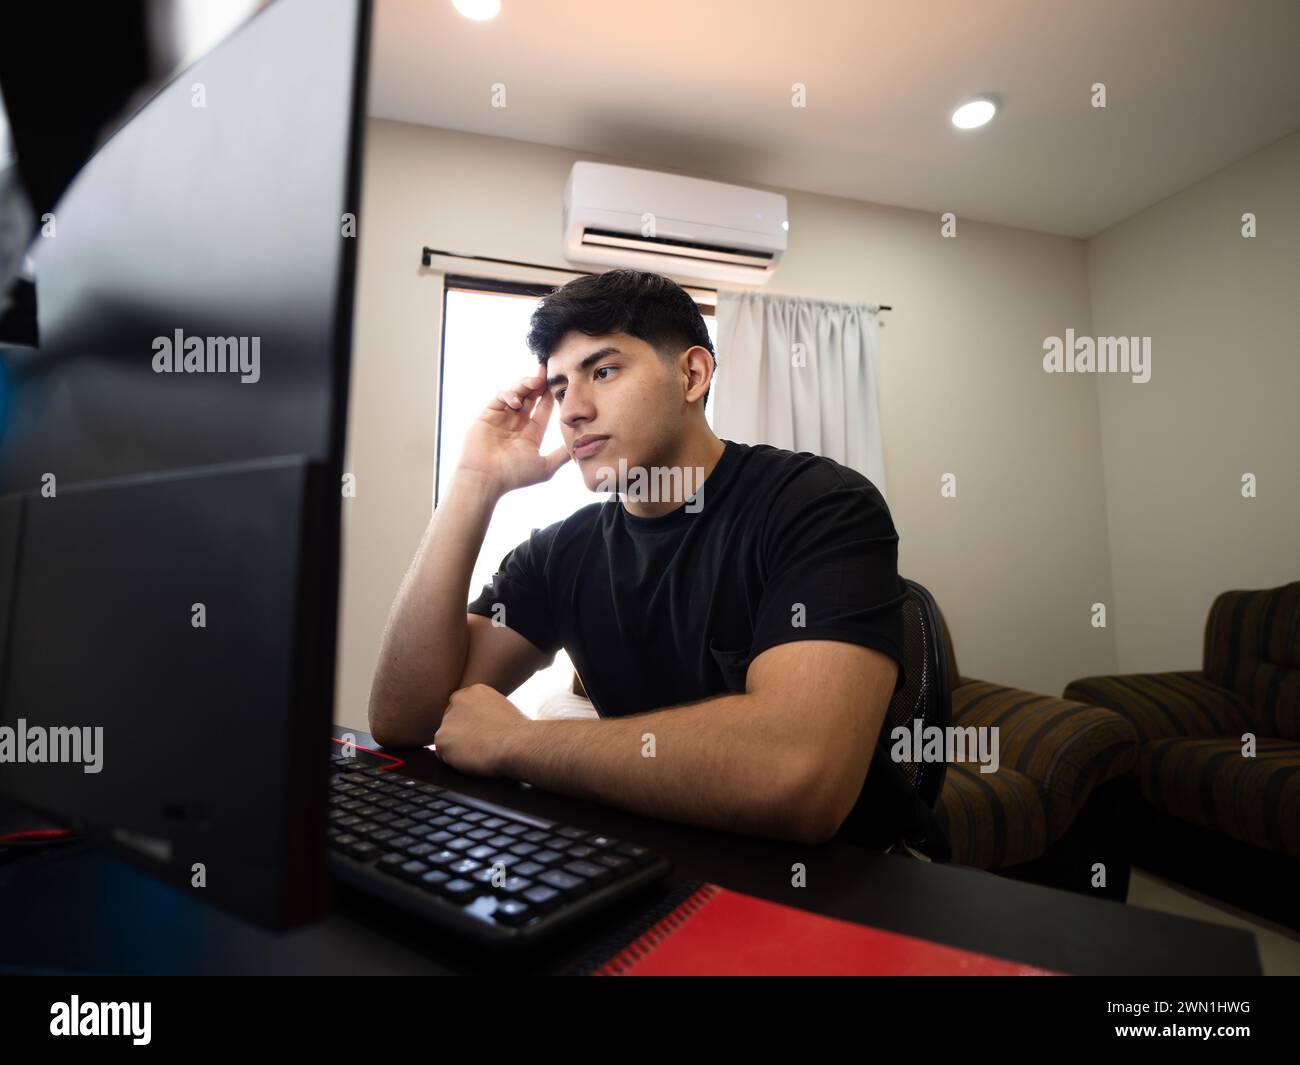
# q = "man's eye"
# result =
<box><xmin>595</xmin><ymin>365</ymin><xmax>617</xmax><ymax>380</ymax></box>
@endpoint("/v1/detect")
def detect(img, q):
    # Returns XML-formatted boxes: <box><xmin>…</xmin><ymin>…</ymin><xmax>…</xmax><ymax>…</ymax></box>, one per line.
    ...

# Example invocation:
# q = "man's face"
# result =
<box><xmin>544</xmin><ymin>331</ymin><xmax>681</xmax><ymax>491</ymax></box>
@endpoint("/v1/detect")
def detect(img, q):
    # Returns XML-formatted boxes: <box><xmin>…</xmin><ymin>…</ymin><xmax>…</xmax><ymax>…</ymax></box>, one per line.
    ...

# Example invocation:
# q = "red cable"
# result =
<box><xmin>0</xmin><ymin>828</ymin><xmax>73</xmax><ymax>844</ymax></box>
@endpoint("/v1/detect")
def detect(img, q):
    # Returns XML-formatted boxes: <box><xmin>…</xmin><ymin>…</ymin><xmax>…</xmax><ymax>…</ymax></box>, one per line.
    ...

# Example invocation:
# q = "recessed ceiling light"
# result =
<box><xmin>951</xmin><ymin>98</ymin><xmax>996</xmax><ymax>130</ymax></box>
<box><xmin>452</xmin><ymin>0</ymin><xmax>501</xmax><ymax>21</ymax></box>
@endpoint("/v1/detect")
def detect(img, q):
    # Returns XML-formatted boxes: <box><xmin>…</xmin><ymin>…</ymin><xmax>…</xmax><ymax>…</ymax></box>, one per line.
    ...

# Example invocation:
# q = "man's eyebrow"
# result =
<box><xmin>546</xmin><ymin>346</ymin><xmax>623</xmax><ymax>389</ymax></box>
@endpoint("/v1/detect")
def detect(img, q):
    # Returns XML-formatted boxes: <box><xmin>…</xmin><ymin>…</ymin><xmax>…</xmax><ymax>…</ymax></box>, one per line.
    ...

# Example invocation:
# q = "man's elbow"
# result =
<box><xmin>367</xmin><ymin>689</ymin><xmax>439</xmax><ymax>750</ymax></box>
<box><xmin>369</xmin><ymin>719</ymin><xmax>437</xmax><ymax>750</ymax></box>
<box><xmin>778</xmin><ymin>754</ymin><xmax>856</xmax><ymax>846</ymax></box>
<box><xmin>787</xmin><ymin>803</ymin><xmax>845</xmax><ymax>846</ymax></box>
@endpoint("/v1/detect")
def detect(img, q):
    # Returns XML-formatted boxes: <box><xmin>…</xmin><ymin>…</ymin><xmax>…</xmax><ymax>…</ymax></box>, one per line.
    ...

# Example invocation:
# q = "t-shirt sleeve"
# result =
<box><xmin>466</xmin><ymin>526</ymin><xmax>562</xmax><ymax>657</ymax></box>
<box><xmin>749</xmin><ymin>463</ymin><xmax>908</xmax><ymax>694</ymax></box>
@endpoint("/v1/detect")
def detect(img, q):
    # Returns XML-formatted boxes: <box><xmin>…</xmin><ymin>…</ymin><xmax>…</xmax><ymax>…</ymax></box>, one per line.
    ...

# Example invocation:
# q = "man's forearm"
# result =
<box><xmin>368</xmin><ymin>471</ymin><xmax>500</xmax><ymax>741</ymax></box>
<box><xmin>499</xmin><ymin>693</ymin><xmax>830</xmax><ymax>844</ymax></box>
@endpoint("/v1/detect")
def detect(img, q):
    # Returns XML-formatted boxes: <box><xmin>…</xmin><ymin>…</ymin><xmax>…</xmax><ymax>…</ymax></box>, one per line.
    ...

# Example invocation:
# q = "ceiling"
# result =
<box><xmin>367</xmin><ymin>0</ymin><xmax>1300</xmax><ymax>239</ymax></box>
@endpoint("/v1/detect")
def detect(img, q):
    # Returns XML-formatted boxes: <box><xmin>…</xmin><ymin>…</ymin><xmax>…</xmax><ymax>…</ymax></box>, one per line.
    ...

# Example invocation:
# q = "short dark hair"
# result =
<box><xmin>527</xmin><ymin>269</ymin><xmax>716</xmax><ymax>405</ymax></box>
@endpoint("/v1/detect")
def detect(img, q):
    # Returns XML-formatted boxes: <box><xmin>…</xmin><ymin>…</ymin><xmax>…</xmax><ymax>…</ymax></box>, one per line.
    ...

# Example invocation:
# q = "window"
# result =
<box><xmin>436</xmin><ymin>277</ymin><xmax>717</xmax><ymax>716</ymax></box>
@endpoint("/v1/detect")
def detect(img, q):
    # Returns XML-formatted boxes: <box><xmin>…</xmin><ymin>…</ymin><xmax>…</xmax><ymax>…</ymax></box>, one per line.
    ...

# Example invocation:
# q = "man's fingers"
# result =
<box><xmin>490</xmin><ymin>374</ymin><xmax>545</xmax><ymax>413</ymax></box>
<box><xmin>542</xmin><ymin>444</ymin><xmax>571</xmax><ymax>478</ymax></box>
<box><xmin>518</xmin><ymin>383</ymin><xmax>547</xmax><ymax>418</ymax></box>
<box><xmin>530</xmin><ymin>387</ymin><xmax>555</xmax><ymax>429</ymax></box>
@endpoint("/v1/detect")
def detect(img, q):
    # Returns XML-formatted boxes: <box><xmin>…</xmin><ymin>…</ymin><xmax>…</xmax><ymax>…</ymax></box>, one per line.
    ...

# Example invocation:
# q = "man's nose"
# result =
<box><xmin>560</xmin><ymin>384</ymin><xmax>594</xmax><ymax>427</ymax></box>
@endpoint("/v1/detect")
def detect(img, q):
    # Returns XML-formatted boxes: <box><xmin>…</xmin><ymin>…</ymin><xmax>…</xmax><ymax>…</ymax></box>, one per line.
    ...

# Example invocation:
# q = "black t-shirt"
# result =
<box><xmin>467</xmin><ymin>439</ymin><xmax>921</xmax><ymax>848</ymax></box>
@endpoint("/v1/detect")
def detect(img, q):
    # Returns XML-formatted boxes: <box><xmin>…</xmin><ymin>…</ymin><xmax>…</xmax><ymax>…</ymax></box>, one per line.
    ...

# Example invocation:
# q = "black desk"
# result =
<box><xmin>0</xmin><ymin>727</ymin><xmax>1262</xmax><ymax>975</ymax></box>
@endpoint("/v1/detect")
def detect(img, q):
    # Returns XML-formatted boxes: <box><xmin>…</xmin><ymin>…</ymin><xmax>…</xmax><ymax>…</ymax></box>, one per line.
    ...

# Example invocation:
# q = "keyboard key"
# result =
<box><xmin>467</xmin><ymin>845</ymin><xmax>496</xmax><ymax>861</ymax></box>
<box><xmin>493</xmin><ymin>899</ymin><xmax>532</xmax><ymax>926</ymax></box>
<box><xmin>522</xmin><ymin>885</ymin><xmax>562</xmax><ymax>912</ymax></box>
<box><xmin>448</xmin><ymin>859</ymin><xmax>481</xmax><ymax>876</ymax></box>
<box><xmin>442</xmin><ymin>879</ymin><xmax>477</xmax><ymax>902</ymax></box>
<box><xmin>564</xmin><ymin>859</ymin><xmax>614</xmax><ymax>886</ymax></box>
<box><xmin>513</xmin><ymin>861</ymin><xmax>545</xmax><ymax>878</ymax></box>
<box><xmin>419</xmin><ymin>870</ymin><xmax>451</xmax><ymax>891</ymax></box>
<box><xmin>615</xmin><ymin>843</ymin><xmax>655</xmax><ymax>865</ymax></box>
<box><xmin>508</xmin><ymin>842</ymin><xmax>538</xmax><ymax>857</ymax></box>
<box><xmin>532</xmin><ymin>849</ymin><xmax>564</xmax><ymax>865</ymax></box>
<box><xmin>377</xmin><ymin>853</ymin><xmax>407</xmax><ymax>875</ymax></box>
<box><xmin>522</xmin><ymin>829</ymin><xmax>550</xmax><ymax>843</ymax></box>
<box><xmin>398</xmin><ymin>860</ymin><xmax>431</xmax><ymax>882</ymax></box>
<box><xmin>555</xmin><ymin>827</ymin><xmax>587</xmax><ymax>840</ymax></box>
<box><xmin>539</xmin><ymin>869</ymin><xmax>588</xmax><ymax>895</ymax></box>
<box><xmin>567</xmin><ymin>845</ymin><xmax>597</xmax><ymax>859</ymax></box>
<box><xmin>587</xmin><ymin>834</ymin><xmax>619</xmax><ymax>849</ymax></box>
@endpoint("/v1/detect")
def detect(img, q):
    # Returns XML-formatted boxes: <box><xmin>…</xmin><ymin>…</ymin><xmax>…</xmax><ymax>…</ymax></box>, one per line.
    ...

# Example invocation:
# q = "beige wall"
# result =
<box><xmin>335</xmin><ymin>117</ymin><xmax>1122</xmax><ymax>730</ymax></box>
<box><xmin>1087</xmin><ymin>131</ymin><xmax>1300</xmax><ymax>674</ymax></box>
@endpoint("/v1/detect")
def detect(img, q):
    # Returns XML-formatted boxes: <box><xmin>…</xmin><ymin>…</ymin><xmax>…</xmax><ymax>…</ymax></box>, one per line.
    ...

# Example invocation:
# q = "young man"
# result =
<box><xmin>369</xmin><ymin>269</ymin><xmax>924</xmax><ymax>849</ymax></box>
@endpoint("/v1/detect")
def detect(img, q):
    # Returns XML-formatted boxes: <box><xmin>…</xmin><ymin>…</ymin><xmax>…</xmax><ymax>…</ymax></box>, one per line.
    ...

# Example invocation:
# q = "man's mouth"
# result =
<box><xmin>572</xmin><ymin>434</ymin><xmax>610</xmax><ymax>460</ymax></box>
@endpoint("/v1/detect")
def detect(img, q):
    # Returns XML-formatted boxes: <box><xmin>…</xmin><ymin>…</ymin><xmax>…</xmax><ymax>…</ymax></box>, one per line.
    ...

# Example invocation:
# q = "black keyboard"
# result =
<box><xmin>326</xmin><ymin>753</ymin><xmax>672</xmax><ymax>947</ymax></box>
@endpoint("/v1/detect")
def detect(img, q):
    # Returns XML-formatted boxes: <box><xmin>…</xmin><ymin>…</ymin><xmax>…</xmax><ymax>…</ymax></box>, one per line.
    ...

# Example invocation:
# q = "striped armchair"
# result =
<box><xmin>1063</xmin><ymin>581</ymin><xmax>1300</xmax><ymax>926</ymax></box>
<box><xmin>932</xmin><ymin>606</ymin><xmax>1140</xmax><ymax>899</ymax></box>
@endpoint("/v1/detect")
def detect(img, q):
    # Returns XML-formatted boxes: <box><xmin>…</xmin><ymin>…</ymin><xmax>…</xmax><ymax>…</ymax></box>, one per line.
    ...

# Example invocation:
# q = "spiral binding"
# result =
<box><xmin>558</xmin><ymin>878</ymin><xmax>708</xmax><ymax>976</ymax></box>
<box><xmin>592</xmin><ymin>883</ymin><xmax>720</xmax><ymax>976</ymax></box>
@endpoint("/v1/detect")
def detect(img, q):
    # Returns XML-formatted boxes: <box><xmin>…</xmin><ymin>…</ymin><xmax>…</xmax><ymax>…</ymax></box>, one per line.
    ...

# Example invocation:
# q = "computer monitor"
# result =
<box><xmin>0</xmin><ymin>0</ymin><xmax>370</xmax><ymax>928</ymax></box>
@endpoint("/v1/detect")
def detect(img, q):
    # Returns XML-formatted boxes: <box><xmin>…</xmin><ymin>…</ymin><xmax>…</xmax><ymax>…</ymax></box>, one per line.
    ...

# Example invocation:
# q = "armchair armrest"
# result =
<box><xmin>951</xmin><ymin>679</ymin><xmax>1139</xmax><ymax>839</ymax></box>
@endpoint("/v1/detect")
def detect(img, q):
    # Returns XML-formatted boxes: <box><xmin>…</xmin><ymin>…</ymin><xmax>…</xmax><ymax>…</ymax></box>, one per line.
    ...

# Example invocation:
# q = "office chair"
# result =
<box><xmin>883</xmin><ymin>578</ymin><xmax>952</xmax><ymax>857</ymax></box>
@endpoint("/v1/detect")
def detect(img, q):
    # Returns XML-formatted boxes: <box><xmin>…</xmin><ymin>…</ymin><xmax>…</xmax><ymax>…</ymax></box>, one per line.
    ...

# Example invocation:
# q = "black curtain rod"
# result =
<box><xmin>419</xmin><ymin>246</ymin><xmax>892</xmax><ymax>311</ymax></box>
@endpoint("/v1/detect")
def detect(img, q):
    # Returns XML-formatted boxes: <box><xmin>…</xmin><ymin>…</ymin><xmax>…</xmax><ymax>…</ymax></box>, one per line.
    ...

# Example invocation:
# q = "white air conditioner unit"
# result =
<box><xmin>562</xmin><ymin>162</ymin><xmax>787</xmax><ymax>285</ymax></box>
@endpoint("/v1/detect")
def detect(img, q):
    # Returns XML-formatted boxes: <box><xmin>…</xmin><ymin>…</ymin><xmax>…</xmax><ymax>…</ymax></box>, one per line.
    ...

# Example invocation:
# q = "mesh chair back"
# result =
<box><xmin>884</xmin><ymin>579</ymin><xmax>952</xmax><ymax>811</ymax></box>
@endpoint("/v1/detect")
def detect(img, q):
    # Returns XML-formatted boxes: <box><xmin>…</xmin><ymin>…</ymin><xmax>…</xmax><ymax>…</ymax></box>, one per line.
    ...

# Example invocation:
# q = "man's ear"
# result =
<box><xmin>680</xmin><ymin>345</ymin><xmax>714</xmax><ymax>405</ymax></box>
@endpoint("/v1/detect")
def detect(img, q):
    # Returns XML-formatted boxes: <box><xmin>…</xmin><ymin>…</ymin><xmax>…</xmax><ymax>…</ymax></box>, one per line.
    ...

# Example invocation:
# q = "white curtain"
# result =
<box><xmin>713</xmin><ymin>290</ymin><xmax>888</xmax><ymax>495</ymax></box>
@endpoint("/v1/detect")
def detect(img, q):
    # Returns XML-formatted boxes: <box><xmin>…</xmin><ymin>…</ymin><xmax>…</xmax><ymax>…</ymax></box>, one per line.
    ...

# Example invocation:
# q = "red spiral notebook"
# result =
<box><xmin>590</xmin><ymin>883</ymin><xmax>1064</xmax><ymax>976</ymax></box>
